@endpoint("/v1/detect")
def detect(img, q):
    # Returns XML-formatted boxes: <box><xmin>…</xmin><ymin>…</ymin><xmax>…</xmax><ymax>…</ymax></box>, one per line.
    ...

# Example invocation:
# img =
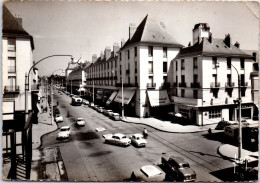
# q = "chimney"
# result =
<box><xmin>92</xmin><ymin>54</ymin><xmax>97</xmax><ymax>63</ymax></box>
<box><xmin>234</xmin><ymin>42</ymin><xmax>240</xmax><ymax>48</ymax></box>
<box><xmin>192</xmin><ymin>23</ymin><xmax>211</xmax><ymax>45</ymax></box>
<box><xmin>208</xmin><ymin>32</ymin><xmax>213</xmax><ymax>43</ymax></box>
<box><xmin>100</xmin><ymin>51</ymin><xmax>104</xmax><ymax>59</ymax></box>
<box><xmin>113</xmin><ymin>42</ymin><xmax>120</xmax><ymax>54</ymax></box>
<box><xmin>188</xmin><ymin>42</ymin><xmax>191</xmax><ymax>47</ymax></box>
<box><xmin>15</xmin><ymin>17</ymin><xmax>22</xmax><ymax>27</ymax></box>
<box><xmin>224</xmin><ymin>34</ymin><xmax>231</xmax><ymax>47</ymax></box>
<box><xmin>121</xmin><ymin>39</ymin><xmax>126</xmax><ymax>48</ymax></box>
<box><xmin>105</xmin><ymin>46</ymin><xmax>111</xmax><ymax>60</ymax></box>
<box><xmin>129</xmin><ymin>23</ymin><xmax>136</xmax><ymax>40</ymax></box>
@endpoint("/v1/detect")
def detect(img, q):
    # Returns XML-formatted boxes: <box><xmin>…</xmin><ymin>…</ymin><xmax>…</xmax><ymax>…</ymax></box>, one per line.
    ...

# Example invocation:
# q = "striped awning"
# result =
<box><xmin>147</xmin><ymin>90</ymin><xmax>171</xmax><ymax>107</ymax></box>
<box><xmin>106</xmin><ymin>91</ymin><xmax>118</xmax><ymax>105</ymax></box>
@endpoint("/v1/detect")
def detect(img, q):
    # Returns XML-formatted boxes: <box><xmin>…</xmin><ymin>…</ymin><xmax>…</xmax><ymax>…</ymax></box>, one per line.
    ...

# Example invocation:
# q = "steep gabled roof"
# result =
<box><xmin>121</xmin><ymin>15</ymin><xmax>183</xmax><ymax>50</ymax></box>
<box><xmin>3</xmin><ymin>5</ymin><xmax>34</xmax><ymax>49</ymax></box>
<box><xmin>175</xmin><ymin>38</ymin><xmax>253</xmax><ymax>59</ymax></box>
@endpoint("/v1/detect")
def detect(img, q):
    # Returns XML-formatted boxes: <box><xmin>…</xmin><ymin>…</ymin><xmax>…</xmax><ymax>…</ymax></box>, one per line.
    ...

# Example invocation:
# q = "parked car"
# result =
<box><xmin>82</xmin><ymin>99</ymin><xmax>89</xmax><ymax>105</ymax></box>
<box><xmin>57</xmin><ymin>126</ymin><xmax>71</xmax><ymax>139</ymax></box>
<box><xmin>93</xmin><ymin>105</ymin><xmax>99</xmax><ymax>110</ymax></box>
<box><xmin>76</xmin><ymin>118</ymin><xmax>85</xmax><ymax>127</ymax></box>
<box><xmin>130</xmin><ymin>133</ymin><xmax>147</xmax><ymax>147</ymax></box>
<box><xmin>104</xmin><ymin>133</ymin><xmax>131</xmax><ymax>146</ymax></box>
<box><xmin>90</xmin><ymin>103</ymin><xmax>95</xmax><ymax>108</ymax></box>
<box><xmin>110</xmin><ymin>113</ymin><xmax>121</xmax><ymax>121</ymax></box>
<box><xmin>55</xmin><ymin>114</ymin><xmax>63</xmax><ymax>122</ymax></box>
<box><xmin>161</xmin><ymin>156</ymin><xmax>196</xmax><ymax>182</ymax></box>
<box><xmin>97</xmin><ymin>107</ymin><xmax>105</xmax><ymax>113</ymax></box>
<box><xmin>103</xmin><ymin>109</ymin><xmax>113</xmax><ymax>116</ymax></box>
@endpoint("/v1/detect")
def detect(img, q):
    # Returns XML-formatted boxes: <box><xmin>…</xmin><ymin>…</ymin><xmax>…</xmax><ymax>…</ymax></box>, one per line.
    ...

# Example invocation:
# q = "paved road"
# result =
<box><xmin>41</xmin><ymin>89</ymin><xmax>235</xmax><ymax>181</ymax></box>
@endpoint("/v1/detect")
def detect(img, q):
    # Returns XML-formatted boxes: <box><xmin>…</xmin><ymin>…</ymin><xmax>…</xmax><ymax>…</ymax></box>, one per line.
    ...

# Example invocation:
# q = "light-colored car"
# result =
<box><xmin>103</xmin><ymin>109</ymin><xmax>113</xmax><ymax>116</ymax></box>
<box><xmin>55</xmin><ymin>114</ymin><xmax>63</xmax><ymax>123</ymax></box>
<box><xmin>110</xmin><ymin>113</ymin><xmax>121</xmax><ymax>121</ymax></box>
<box><xmin>82</xmin><ymin>99</ymin><xmax>89</xmax><ymax>105</ymax></box>
<box><xmin>130</xmin><ymin>133</ymin><xmax>147</xmax><ymax>147</ymax></box>
<box><xmin>57</xmin><ymin>126</ymin><xmax>71</xmax><ymax>139</ymax></box>
<box><xmin>90</xmin><ymin>103</ymin><xmax>95</xmax><ymax>108</ymax></box>
<box><xmin>93</xmin><ymin>105</ymin><xmax>99</xmax><ymax>110</ymax></box>
<box><xmin>104</xmin><ymin>133</ymin><xmax>131</xmax><ymax>146</ymax></box>
<box><xmin>97</xmin><ymin>107</ymin><xmax>105</xmax><ymax>113</ymax></box>
<box><xmin>76</xmin><ymin>118</ymin><xmax>85</xmax><ymax>127</ymax></box>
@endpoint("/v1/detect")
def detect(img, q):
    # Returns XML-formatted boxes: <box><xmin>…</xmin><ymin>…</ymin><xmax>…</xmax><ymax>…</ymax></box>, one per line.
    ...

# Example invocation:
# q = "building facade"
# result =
<box><xmin>2</xmin><ymin>5</ymin><xmax>36</xmax><ymax>179</ymax></box>
<box><xmin>168</xmin><ymin>23</ymin><xmax>254</xmax><ymax>125</ymax></box>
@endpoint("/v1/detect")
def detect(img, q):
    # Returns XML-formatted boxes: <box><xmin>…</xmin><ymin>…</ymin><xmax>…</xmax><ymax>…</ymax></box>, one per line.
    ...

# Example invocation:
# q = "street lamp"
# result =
<box><xmin>217</xmin><ymin>61</ymin><xmax>242</xmax><ymax>160</ymax></box>
<box><xmin>25</xmin><ymin>55</ymin><xmax>73</xmax><ymax>124</ymax></box>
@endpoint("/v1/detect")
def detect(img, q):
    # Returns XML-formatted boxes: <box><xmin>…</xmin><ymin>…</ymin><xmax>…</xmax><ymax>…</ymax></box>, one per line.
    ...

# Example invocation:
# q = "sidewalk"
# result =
<box><xmin>122</xmin><ymin>116</ymin><xmax>216</xmax><ymax>133</ymax></box>
<box><xmin>218</xmin><ymin>144</ymin><xmax>258</xmax><ymax>162</ymax></box>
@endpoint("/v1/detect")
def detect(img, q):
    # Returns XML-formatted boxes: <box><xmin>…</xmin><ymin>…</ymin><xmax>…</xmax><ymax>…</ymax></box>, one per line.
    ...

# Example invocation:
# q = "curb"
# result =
<box><xmin>121</xmin><ymin>118</ymin><xmax>209</xmax><ymax>133</ymax></box>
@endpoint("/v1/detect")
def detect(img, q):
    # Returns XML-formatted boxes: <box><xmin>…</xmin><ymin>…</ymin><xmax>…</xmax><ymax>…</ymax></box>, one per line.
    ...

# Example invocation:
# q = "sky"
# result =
<box><xmin>4</xmin><ymin>1</ymin><xmax>259</xmax><ymax>76</ymax></box>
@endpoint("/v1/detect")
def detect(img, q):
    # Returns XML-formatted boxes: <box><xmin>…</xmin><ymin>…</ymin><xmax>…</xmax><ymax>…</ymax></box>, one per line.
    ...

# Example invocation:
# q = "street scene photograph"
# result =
<box><xmin>1</xmin><ymin>0</ymin><xmax>259</xmax><ymax>182</ymax></box>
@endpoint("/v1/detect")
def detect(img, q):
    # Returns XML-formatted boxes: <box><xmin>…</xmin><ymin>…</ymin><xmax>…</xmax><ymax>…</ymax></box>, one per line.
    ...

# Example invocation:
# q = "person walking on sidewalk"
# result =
<box><xmin>143</xmin><ymin>128</ymin><xmax>148</xmax><ymax>139</ymax></box>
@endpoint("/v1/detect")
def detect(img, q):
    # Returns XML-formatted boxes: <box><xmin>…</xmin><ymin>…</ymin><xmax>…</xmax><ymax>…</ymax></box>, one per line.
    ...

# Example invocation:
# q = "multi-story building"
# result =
<box><xmin>2</xmin><ymin>5</ymin><xmax>36</xmax><ymax>179</ymax></box>
<box><xmin>85</xmin><ymin>15</ymin><xmax>183</xmax><ymax>117</ymax></box>
<box><xmin>168</xmin><ymin>23</ymin><xmax>254</xmax><ymax>125</ymax></box>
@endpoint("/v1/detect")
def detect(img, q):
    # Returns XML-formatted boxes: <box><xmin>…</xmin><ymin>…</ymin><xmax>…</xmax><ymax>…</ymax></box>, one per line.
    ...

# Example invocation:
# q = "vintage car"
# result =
<box><xmin>161</xmin><ymin>156</ymin><xmax>196</xmax><ymax>182</ymax></box>
<box><xmin>57</xmin><ymin>126</ymin><xmax>71</xmax><ymax>139</ymax></box>
<box><xmin>130</xmin><ymin>133</ymin><xmax>147</xmax><ymax>147</ymax></box>
<box><xmin>76</xmin><ymin>118</ymin><xmax>85</xmax><ymax>127</ymax></box>
<box><xmin>103</xmin><ymin>133</ymin><xmax>131</xmax><ymax>146</ymax></box>
<box><xmin>55</xmin><ymin>114</ymin><xmax>63</xmax><ymax>123</ymax></box>
<box><xmin>110</xmin><ymin>113</ymin><xmax>121</xmax><ymax>121</ymax></box>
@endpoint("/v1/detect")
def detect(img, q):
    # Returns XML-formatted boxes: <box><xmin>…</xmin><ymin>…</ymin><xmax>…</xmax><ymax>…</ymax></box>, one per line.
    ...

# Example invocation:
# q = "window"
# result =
<box><xmin>148</xmin><ymin>61</ymin><xmax>153</xmax><ymax>74</ymax></box>
<box><xmin>209</xmin><ymin>110</ymin><xmax>221</xmax><ymax>119</ymax></box>
<box><xmin>163</xmin><ymin>47</ymin><xmax>167</xmax><ymax>58</ymax></box>
<box><xmin>8</xmin><ymin>57</ymin><xmax>16</xmax><ymax>73</ymax></box>
<box><xmin>8</xmin><ymin>76</ymin><xmax>16</xmax><ymax>90</ymax></box>
<box><xmin>241</xmin><ymin>74</ymin><xmax>245</xmax><ymax>86</ymax></box>
<box><xmin>181</xmin><ymin>59</ymin><xmax>185</xmax><ymax>70</ymax></box>
<box><xmin>163</xmin><ymin>62</ymin><xmax>167</xmax><ymax>73</ymax></box>
<box><xmin>213</xmin><ymin>90</ymin><xmax>218</xmax><ymax>98</ymax></box>
<box><xmin>193</xmin><ymin>57</ymin><xmax>198</xmax><ymax>68</ymax></box>
<box><xmin>148</xmin><ymin>76</ymin><xmax>153</xmax><ymax>84</ymax></box>
<box><xmin>120</xmin><ymin>65</ymin><xmax>122</xmax><ymax>75</ymax></box>
<box><xmin>240</xmin><ymin>58</ymin><xmax>245</xmax><ymax>69</ymax></box>
<box><xmin>212</xmin><ymin>74</ymin><xmax>217</xmax><ymax>83</ymax></box>
<box><xmin>163</xmin><ymin>76</ymin><xmax>167</xmax><ymax>83</ymax></box>
<box><xmin>176</xmin><ymin>61</ymin><xmax>178</xmax><ymax>71</ymax></box>
<box><xmin>115</xmin><ymin>60</ymin><xmax>117</xmax><ymax>67</ymax></box>
<box><xmin>176</xmin><ymin>76</ymin><xmax>178</xmax><ymax>84</ymax></box>
<box><xmin>8</xmin><ymin>38</ymin><xmax>15</xmax><ymax>51</ymax></box>
<box><xmin>212</xmin><ymin>57</ymin><xmax>217</xmax><ymax>69</ymax></box>
<box><xmin>127</xmin><ymin>50</ymin><xmax>130</xmax><ymax>59</ymax></box>
<box><xmin>227</xmin><ymin>74</ymin><xmax>231</xmax><ymax>85</ymax></box>
<box><xmin>181</xmin><ymin>89</ymin><xmax>185</xmax><ymax>97</ymax></box>
<box><xmin>193</xmin><ymin>74</ymin><xmax>198</xmax><ymax>83</ymax></box>
<box><xmin>227</xmin><ymin>90</ymin><xmax>232</xmax><ymax>97</ymax></box>
<box><xmin>135</xmin><ymin>47</ymin><xmax>137</xmax><ymax>57</ymax></box>
<box><xmin>148</xmin><ymin>46</ymin><xmax>153</xmax><ymax>57</ymax></box>
<box><xmin>135</xmin><ymin>76</ymin><xmax>138</xmax><ymax>86</ymax></box>
<box><xmin>227</xmin><ymin>57</ymin><xmax>231</xmax><ymax>69</ymax></box>
<box><xmin>135</xmin><ymin>62</ymin><xmax>137</xmax><ymax>73</ymax></box>
<box><xmin>181</xmin><ymin>75</ymin><xmax>185</xmax><ymax>84</ymax></box>
<box><xmin>241</xmin><ymin>88</ymin><xmax>246</xmax><ymax>97</ymax></box>
<box><xmin>120</xmin><ymin>53</ymin><xmax>122</xmax><ymax>61</ymax></box>
<box><xmin>193</xmin><ymin>90</ymin><xmax>198</xmax><ymax>99</ymax></box>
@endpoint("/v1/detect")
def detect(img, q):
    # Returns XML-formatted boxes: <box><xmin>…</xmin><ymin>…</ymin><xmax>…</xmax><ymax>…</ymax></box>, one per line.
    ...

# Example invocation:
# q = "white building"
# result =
<box><xmin>168</xmin><ymin>23</ymin><xmax>254</xmax><ymax>125</ymax></box>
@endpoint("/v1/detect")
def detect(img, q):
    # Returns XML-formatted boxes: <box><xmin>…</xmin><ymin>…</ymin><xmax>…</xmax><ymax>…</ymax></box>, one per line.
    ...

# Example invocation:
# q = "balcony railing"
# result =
<box><xmin>179</xmin><ymin>82</ymin><xmax>186</xmax><ymax>87</ymax></box>
<box><xmin>210</xmin><ymin>82</ymin><xmax>220</xmax><ymax>88</ymax></box>
<box><xmin>241</xmin><ymin>82</ymin><xmax>248</xmax><ymax>87</ymax></box>
<box><xmin>190</xmin><ymin>82</ymin><xmax>200</xmax><ymax>88</ymax></box>
<box><xmin>225</xmin><ymin>82</ymin><xmax>235</xmax><ymax>88</ymax></box>
<box><xmin>8</xmin><ymin>66</ymin><xmax>16</xmax><ymax>73</ymax></box>
<box><xmin>147</xmin><ymin>83</ymin><xmax>156</xmax><ymax>88</ymax></box>
<box><xmin>4</xmin><ymin>85</ymin><xmax>20</xmax><ymax>93</ymax></box>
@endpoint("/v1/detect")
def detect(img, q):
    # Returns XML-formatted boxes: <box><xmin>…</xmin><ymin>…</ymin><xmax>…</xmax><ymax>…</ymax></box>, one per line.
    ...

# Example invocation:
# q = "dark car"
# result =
<box><xmin>161</xmin><ymin>156</ymin><xmax>196</xmax><ymax>182</ymax></box>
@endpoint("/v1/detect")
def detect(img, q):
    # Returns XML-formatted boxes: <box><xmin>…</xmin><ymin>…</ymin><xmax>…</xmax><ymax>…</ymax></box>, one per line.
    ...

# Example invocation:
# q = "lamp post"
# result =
<box><xmin>25</xmin><ymin>55</ymin><xmax>73</xmax><ymax>124</ymax></box>
<box><xmin>217</xmin><ymin>61</ymin><xmax>242</xmax><ymax>160</ymax></box>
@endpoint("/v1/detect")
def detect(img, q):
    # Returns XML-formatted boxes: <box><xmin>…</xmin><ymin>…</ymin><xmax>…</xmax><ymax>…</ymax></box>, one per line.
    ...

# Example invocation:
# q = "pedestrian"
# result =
<box><xmin>143</xmin><ymin>128</ymin><xmax>148</xmax><ymax>139</ymax></box>
<box><xmin>208</xmin><ymin>128</ymin><xmax>212</xmax><ymax>135</ymax></box>
<box><xmin>67</xmin><ymin>111</ymin><xmax>70</xmax><ymax>117</ymax></box>
<box><xmin>130</xmin><ymin>171</ymin><xmax>136</xmax><ymax>181</ymax></box>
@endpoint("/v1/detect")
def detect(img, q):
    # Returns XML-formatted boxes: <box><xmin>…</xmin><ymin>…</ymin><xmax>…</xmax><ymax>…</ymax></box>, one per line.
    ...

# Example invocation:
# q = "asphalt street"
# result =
<box><xmin>41</xmin><ymin>89</ymin><xmax>235</xmax><ymax>182</ymax></box>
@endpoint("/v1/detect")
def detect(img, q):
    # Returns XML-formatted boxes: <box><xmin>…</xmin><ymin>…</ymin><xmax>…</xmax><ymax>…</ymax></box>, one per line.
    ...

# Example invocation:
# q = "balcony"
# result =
<box><xmin>147</xmin><ymin>83</ymin><xmax>156</xmax><ymax>88</ymax></box>
<box><xmin>179</xmin><ymin>82</ymin><xmax>186</xmax><ymax>87</ymax></box>
<box><xmin>241</xmin><ymin>82</ymin><xmax>248</xmax><ymax>87</ymax></box>
<box><xmin>210</xmin><ymin>82</ymin><xmax>220</xmax><ymax>88</ymax></box>
<box><xmin>225</xmin><ymin>82</ymin><xmax>235</xmax><ymax>88</ymax></box>
<box><xmin>4</xmin><ymin>85</ymin><xmax>20</xmax><ymax>93</ymax></box>
<box><xmin>190</xmin><ymin>82</ymin><xmax>200</xmax><ymax>88</ymax></box>
<box><xmin>8</xmin><ymin>66</ymin><xmax>16</xmax><ymax>73</ymax></box>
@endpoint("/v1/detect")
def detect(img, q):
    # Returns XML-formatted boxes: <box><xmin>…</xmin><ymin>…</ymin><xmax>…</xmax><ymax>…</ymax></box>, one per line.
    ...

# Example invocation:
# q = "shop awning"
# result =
<box><xmin>147</xmin><ymin>90</ymin><xmax>171</xmax><ymax>107</ymax></box>
<box><xmin>114</xmin><ymin>89</ymin><xmax>136</xmax><ymax>105</ymax></box>
<box><xmin>106</xmin><ymin>91</ymin><xmax>118</xmax><ymax>105</ymax></box>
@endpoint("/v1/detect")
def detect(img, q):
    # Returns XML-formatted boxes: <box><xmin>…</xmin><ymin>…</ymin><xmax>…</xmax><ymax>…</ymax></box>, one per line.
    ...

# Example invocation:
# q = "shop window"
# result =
<box><xmin>209</xmin><ymin>110</ymin><xmax>221</xmax><ymax>119</ymax></box>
